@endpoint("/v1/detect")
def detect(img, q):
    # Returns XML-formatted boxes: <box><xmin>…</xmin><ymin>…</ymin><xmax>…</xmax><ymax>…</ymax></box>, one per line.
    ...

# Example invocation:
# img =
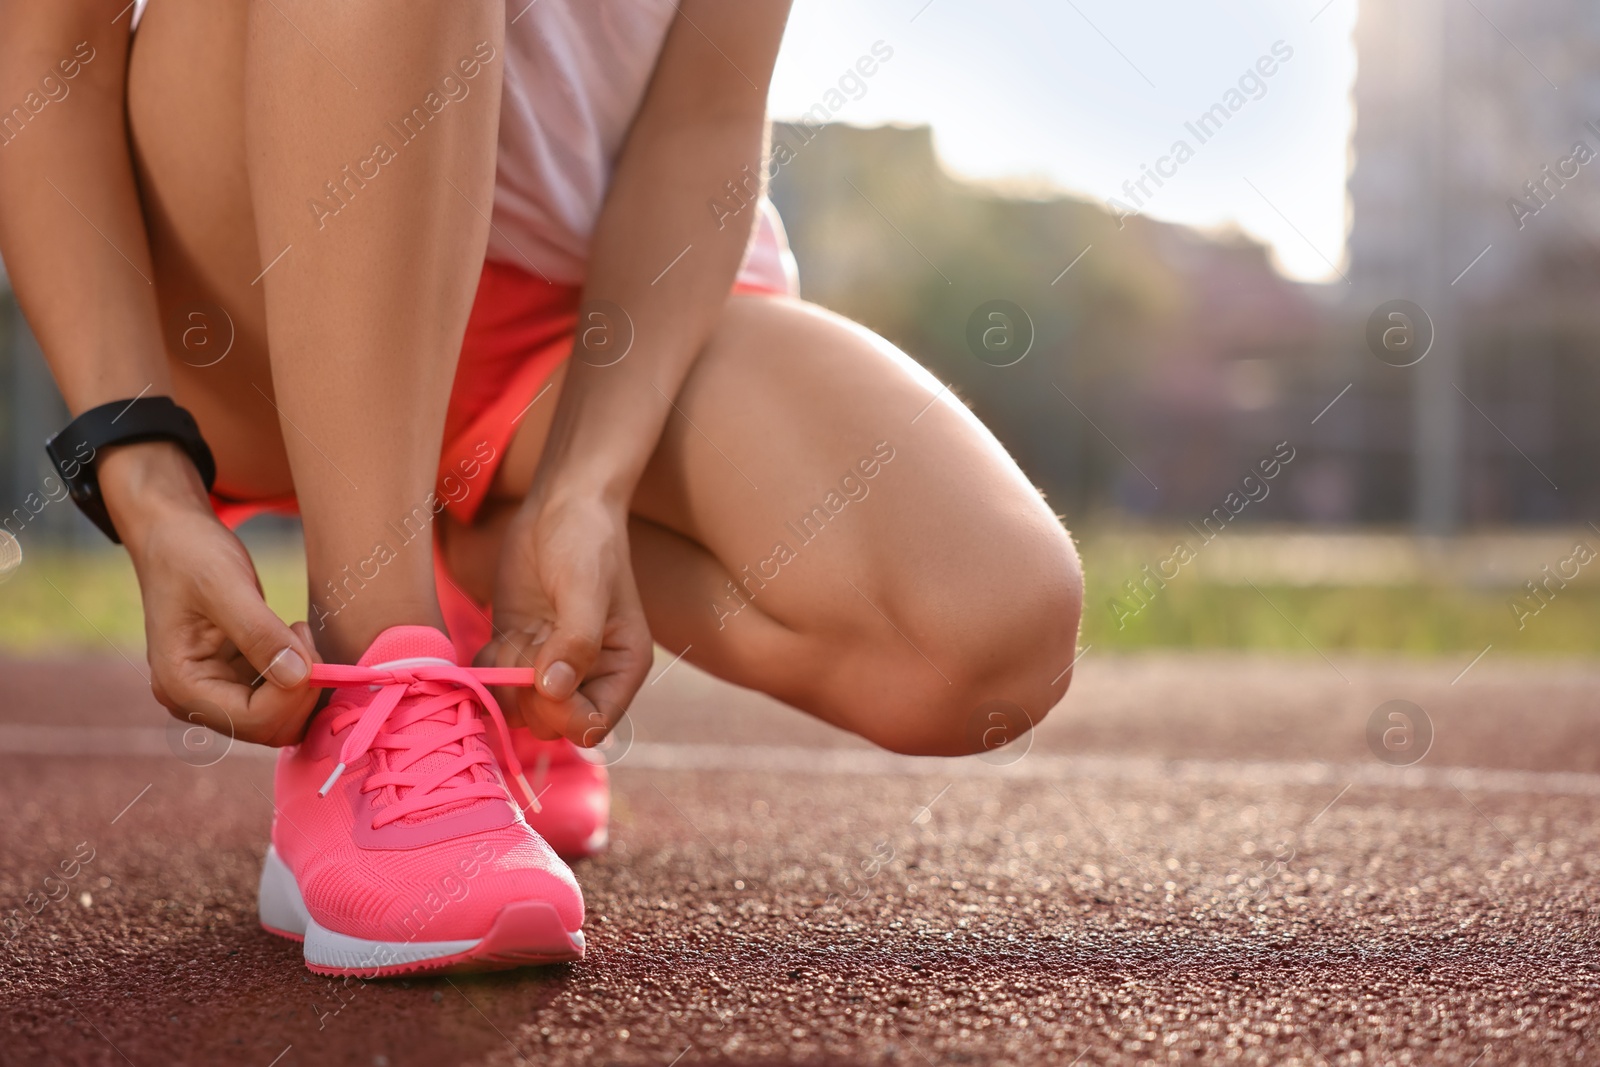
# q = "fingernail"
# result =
<box><xmin>542</xmin><ymin>661</ymin><xmax>577</xmax><ymax>699</ymax></box>
<box><xmin>268</xmin><ymin>648</ymin><xmax>309</xmax><ymax>688</ymax></box>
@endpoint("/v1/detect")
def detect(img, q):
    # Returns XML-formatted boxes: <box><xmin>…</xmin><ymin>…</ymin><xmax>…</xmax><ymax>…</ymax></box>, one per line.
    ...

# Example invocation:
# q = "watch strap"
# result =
<box><xmin>44</xmin><ymin>396</ymin><xmax>217</xmax><ymax>544</ymax></box>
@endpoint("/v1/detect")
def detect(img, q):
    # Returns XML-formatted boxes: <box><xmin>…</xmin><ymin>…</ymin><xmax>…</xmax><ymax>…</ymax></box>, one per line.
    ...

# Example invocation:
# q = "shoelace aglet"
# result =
<box><xmin>317</xmin><ymin>762</ymin><xmax>347</xmax><ymax>798</ymax></box>
<box><xmin>516</xmin><ymin>771</ymin><xmax>541</xmax><ymax>815</ymax></box>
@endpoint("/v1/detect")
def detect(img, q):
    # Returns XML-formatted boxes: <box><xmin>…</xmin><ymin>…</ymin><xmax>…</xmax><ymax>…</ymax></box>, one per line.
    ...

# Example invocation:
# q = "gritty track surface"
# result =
<box><xmin>3</xmin><ymin>652</ymin><xmax>1599</xmax><ymax>1066</ymax></box>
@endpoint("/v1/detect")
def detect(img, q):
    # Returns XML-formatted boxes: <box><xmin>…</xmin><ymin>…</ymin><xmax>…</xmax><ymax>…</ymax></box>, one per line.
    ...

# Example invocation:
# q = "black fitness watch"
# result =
<box><xmin>44</xmin><ymin>396</ymin><xmax>217</xmax><ymax>544</ymax></box>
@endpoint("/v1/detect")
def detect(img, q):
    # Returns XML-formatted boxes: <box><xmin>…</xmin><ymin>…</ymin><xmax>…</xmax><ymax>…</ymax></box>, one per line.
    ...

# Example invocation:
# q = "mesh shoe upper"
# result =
<box><xmin>271</xmin><ymin>626</ymin><xmax>584</xmax><ymax>941</ymax></box>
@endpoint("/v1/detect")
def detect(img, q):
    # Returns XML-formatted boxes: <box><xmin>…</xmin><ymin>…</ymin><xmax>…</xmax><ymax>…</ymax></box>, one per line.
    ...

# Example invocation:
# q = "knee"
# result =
<box><xmin>854</xmin><ymin>533</ymin><xmax>1084</xmax><ymax>758</ymax></box>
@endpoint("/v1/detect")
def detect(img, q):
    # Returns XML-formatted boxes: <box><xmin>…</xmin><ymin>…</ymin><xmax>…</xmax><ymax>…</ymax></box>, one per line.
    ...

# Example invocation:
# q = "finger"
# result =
<box><xmin>536</xmin><ymin>636</ymin><xmax>651</xmax><ymax>748</ymax></box>
<box><xmin>505</xmin><ymin>636</ymin><xmax>585</xmax><ymax>741</ymax></box>
<box><xmin>520</xmin><ymin>645</ymin><xmax>596</xmax><ymax>741</ymax></box>
<box><xmin>519</xmin><ymin>708</ymin><xmax>563</xmax><ymax>742</ymax></box>
<box><xmin>148</xmin><ymin>646</ymin><xmax>243</xmax><ymax>733</ymax></box>
<box><xmin>521</xmin><ymin>690</ymin><xmax>588</xmax><ymax>745</ymax></box>
<box><xmin>532</xmin><ymin>569</ymin><xmax>608</xmax><ymax>702</ymax></box>
<box><xmin>517</xmin><ymin>677</ymin><xmax>569</xmax><ymax>742</ymax></box>
<box><xmin>569</xmin><ymin>598</ymin><xmax>656</xmax><ymax>748</ymax></box>
<box><xmin>289</xmin><ymin>621</ymin><xmax>323</xmax><ymax>666</ymax></box>
<box><xmin>178</xmin><ymin>669</ymin><xmax>320</xmax><ymax>748</ymax></box>
<box><xmin>242</xmin><ymin>671</ymin><xmax>323</xmax><ymax>746</ymax></box>
<box><xmin>489</xmin><ymin>617</ymin><xmax>551</xmax><ymax>671</ymax></box>
<box><xmin>509</xmin><ymin>677</ymin><xmax>605</xmax><ymax>747</ymax></box>
<box><xmin>483</xmin><ymin>628</ymin><xmax>559</xmax><ymax>737</ymax></box>
<box><xmin>568</xmin><ymin>688</ymin><xmax>627</xmax><ymax>748</ymax></box>
<box><xmin>571</xmin><ymin>673</ymin><xmax>641</xmax><ymax>746</ymax></box>
<box><xmin>567</xmin><ymin>622</ymin><xmax>652</xmax><ymax>747</ymax></box>
<box><xmin>153</xmin><ymin>618</ymin><xmax>323</xmax><ymax>745</ymax></box>
<box><xmin>213</xmin><ymin>587</ymin><xmax>314</xmax><ymax>691</ymax></box>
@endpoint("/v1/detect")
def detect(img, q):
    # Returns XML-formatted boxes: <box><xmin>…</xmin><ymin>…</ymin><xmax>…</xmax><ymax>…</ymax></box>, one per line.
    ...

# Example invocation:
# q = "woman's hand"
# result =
<box><xmin>106</xmin><ymin>442</ymin><xmax>321</xmax><ymax>747</ymax></box>
<box><xmin>480</xmin><ymin>491</ymin><xmax>653</xmax><ymax>744</ymax></box>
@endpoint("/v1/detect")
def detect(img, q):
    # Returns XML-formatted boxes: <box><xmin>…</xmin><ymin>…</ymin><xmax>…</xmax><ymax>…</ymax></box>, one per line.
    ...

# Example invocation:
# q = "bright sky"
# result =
<box><xmin>768</xmin><ymin>0</ymin><xmax>1359</xmax><ymax>283</ymax></box>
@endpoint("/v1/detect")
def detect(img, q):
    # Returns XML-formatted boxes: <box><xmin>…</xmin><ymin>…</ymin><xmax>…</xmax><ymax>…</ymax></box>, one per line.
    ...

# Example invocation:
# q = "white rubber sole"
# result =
<box><xmin>258</xmin><ymin>846</ymin><xmax>583</xmax><ymax>976</ymax></box>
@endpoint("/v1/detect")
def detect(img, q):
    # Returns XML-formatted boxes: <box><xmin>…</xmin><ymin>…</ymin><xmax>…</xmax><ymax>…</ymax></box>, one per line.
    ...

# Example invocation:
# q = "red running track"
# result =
<box><xmin>2</xmin><ymin>652</ymin><xmax>1598</xmax><ymax>1065</ymax></box>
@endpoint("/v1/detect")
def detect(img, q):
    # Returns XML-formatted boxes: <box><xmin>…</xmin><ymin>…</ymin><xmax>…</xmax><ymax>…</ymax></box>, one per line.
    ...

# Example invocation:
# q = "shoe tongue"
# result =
<box><xmin>359</xmin><ymin>625</ymin><xmax>458</xmax><ymax>668</ymax></box>
<box><xmin>358</xmin><ymin>626</ymin><xmax>498</xmax><ymax>823</ymax></box>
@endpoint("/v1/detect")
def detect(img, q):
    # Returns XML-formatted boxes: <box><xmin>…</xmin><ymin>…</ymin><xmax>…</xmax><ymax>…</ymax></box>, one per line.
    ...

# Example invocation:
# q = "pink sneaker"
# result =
<box><xmin>513</xmin><ymin>731</ymin><xmax>610</xmax><ymax>859</ymax></box>
<box><xmin>256</xmin><ymin>626</ymin><xmax>585</xmax><ymax>976</ymax></box>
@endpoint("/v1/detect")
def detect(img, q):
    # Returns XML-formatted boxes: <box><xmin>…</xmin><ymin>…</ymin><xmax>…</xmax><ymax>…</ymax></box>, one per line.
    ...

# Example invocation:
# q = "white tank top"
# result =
<box><xmin>129</xmin><ymin>0</ymin><xmax>797</xmax><ymax>294</ymax></box>
<box><xmin>493</xmin><ymin>0</ymin><xmax>796</xmax><ymax>291</ymax></box>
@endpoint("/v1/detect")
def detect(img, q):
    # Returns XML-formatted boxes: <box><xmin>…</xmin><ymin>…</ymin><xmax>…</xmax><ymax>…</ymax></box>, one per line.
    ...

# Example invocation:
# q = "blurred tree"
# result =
<box><xmin>767</xmin><ymin>122</ymin><xmax>1323</xmax><ymax>521</ymax></box>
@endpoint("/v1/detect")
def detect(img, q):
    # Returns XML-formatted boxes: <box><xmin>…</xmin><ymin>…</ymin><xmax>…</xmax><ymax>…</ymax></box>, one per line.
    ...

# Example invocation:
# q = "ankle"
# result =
<box><xmin>308</xmin><ymin>596</ymin><xmax>449</xmax><ymax>664</ymax></box>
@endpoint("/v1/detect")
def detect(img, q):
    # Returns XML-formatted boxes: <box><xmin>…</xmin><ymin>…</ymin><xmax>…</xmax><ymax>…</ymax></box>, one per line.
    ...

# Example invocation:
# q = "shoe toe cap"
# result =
<box><xmin>300</xmin><ymin>828</ymin><xmax>584</xmax><ymax>943</ymax></box>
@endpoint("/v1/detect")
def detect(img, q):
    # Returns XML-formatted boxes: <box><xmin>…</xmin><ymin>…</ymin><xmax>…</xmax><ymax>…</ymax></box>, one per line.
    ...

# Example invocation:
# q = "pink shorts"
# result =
<box><xmin>212</xmin><ymin>259</ymin><xmax>785</xmax><ymax>530</ymax></box>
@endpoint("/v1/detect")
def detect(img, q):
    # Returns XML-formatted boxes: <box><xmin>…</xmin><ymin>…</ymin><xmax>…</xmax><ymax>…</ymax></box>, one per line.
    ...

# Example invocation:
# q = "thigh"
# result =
<box><xmin>632</xmin><ymin>294</ymin><xmax>1079</xmax><ymax>674</ymax></box>
<box><xmin>127</xmin><ymin>0</ymin><xmax>291</xmax><ymax>498</ymax></box>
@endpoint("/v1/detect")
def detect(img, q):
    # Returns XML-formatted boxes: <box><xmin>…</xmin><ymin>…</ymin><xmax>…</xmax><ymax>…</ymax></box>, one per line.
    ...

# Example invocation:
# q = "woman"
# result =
<box><xmin>0</xmin><ymin>0</ymin><xmax>1082</xmax><ymax>975</ymax></box>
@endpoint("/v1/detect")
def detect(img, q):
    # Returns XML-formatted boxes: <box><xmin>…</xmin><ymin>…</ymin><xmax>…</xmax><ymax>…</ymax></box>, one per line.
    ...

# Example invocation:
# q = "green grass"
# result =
<box><xmin>0</xmin><ymin>544</ymin><xmax>308</xmax><ymax>656</ymax></box>
<box><xmin>1079</xmin><ymin>576</ymin><xmax>1600</xmax><ymax>655</ymax></box>
<box><xmin>2</xmin><ymin>534</ymin><xmax>1596</xmax><ymax>657</ymax></box>
<box><xmin>1076</xmin><ymin>527</ymin><xmax>1600</xmax><ymax>655</ymax></box>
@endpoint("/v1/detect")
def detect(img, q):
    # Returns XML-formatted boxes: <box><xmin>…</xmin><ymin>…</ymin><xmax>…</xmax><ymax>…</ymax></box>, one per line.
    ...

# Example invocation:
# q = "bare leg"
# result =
<box><xmin>130</xmin><ymin>0</ymin><xmax>505</xmax><ymax>663</ymax></box>
<box><xmin>447</xmin><ymin>296</ymin><xmax>1083</xmax><ymax>755</ymax></box>
<box><xmin>244</xmin><ymin>0</ymin><xmax>502</xmax><ymax>661</ymax></box>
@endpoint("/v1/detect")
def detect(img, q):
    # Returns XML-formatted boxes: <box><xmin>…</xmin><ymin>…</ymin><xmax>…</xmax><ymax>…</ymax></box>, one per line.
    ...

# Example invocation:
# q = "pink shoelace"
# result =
<box><xmin>307</xmin><ymin>663</ymin><xmax>539</xmax><ymax>829</ymax></box>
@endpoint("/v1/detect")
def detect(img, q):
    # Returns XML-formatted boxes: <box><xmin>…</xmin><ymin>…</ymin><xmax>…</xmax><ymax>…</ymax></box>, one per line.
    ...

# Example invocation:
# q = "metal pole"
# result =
<box><xmin>1414</xmin><ymin>0</ymin><xmax>1461</xmax><ymax>534</ymax></box>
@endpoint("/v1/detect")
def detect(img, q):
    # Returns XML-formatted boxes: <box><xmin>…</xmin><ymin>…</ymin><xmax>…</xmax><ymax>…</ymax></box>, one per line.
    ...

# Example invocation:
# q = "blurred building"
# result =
<box><xmin>767</xmin><ymin>121</ymin><xmax>1328</xmax><ymax>524</ymax></box>
<box><xmin>1345</xmin><ymin>0</ymin><xmax>1600</xmax><ymax>527</ymax></box>
<box><xmin>8</xmin><ymin>49</ymin><xmax>1597</xmax><ymax>541</ymax></box>
<box><xmin>1350</xmin><ymin>0</ymin><xmax>1600</xmax><ymax>300</ymax></box>
<box><xmin>0</xmin><ymin>122</ymin><xmax>1335</xmax><ymax>540</ymax></box>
